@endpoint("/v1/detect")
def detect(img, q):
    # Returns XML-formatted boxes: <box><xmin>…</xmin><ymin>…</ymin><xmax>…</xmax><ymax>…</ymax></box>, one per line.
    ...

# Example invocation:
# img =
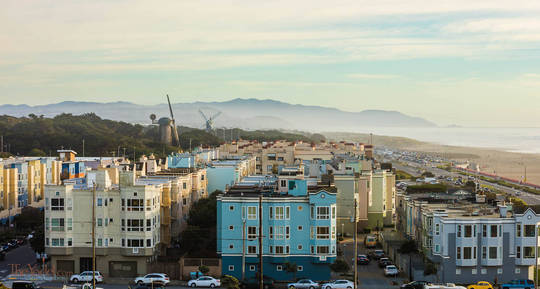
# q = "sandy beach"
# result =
<box><xmin>325</xmin><ymin>132</ymin><xmax>540</xmax><ymax>186</ymax></box>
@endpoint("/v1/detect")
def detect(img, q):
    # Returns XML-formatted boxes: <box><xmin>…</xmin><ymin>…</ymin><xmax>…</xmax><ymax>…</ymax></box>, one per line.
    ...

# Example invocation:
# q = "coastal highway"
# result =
<box><xmin>392</xmin><ymin>162</ymin><xmax>540</xmax><ymax>205</ymax></box>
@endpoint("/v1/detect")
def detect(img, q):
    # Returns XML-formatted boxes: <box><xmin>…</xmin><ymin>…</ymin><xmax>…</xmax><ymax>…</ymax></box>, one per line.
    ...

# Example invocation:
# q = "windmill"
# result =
<box><xmin>149</xmin><ymin>95</ymin><xmax>180</xmax><ymax>147</ymax></box>
<box><xmin>199</xmin><ymin>109</ymin><xmax>222</xmax><ymax>133</ymax></box>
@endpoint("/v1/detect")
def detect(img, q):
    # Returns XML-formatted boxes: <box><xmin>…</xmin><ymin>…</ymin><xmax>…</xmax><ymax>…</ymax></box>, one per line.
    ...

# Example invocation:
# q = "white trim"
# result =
<box><xmin>220</xmin><ymin>253</ymin><xmax>337</xmax><ymax>257</ymax></box>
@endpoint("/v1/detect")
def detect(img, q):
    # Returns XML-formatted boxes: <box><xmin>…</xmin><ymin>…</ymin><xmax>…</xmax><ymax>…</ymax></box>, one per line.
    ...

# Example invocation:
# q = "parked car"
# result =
<box><xmin>370</xmin><ymin>250</ymin><xmax>385</xmax><ymax>260</ymax></box>
<box><xmin>322</xmin><ymin>280</ymin><xmax>354</xmax><ymax>289</ymax></box>
<box><xmin>288</xmin><ymin>279</ymin><xmax>320</xmax><ymax>289</ymax></box>
<box><xmin>425</xmin><ymin>283</ymin><xmax>466</xmax><ymax>289</ymax></box>
<box><xmin>70</xmin><ymin>271</ymin><xmax>104</xmax><ymax>283</ymax></box>
<box><xmin>378</xmin><ymin>258</ymin><xmax>392</xmax><ymax>268</ymax></box>
<box><xmin>241</xmin><ymin>276</ymin><xmax>274</xmax><ymax>289</ymax></box>
<box><xmin>134</xmin><ymin>273</ymin><xmax>170</xmax><ymax>286</ymax></box>
<box><xmin>384</xmin><ymin>265</ymin><xmax>399</xmax><ymax>277</ymax></box>
<box><xmin>16</xmin><ymin>239</ymin><xmax>25</xmax><ymax>246</ymax></box>
<box><xmin>400</xmin><ymin>281</ymin><xmax>427</xmax><ymax>289</ymax></box>
<box><xmin>501</xmin><ymin>280</ymin><xmax>535</xmax><ymax>289</ymax></box>
<box><xmin>11</xmin><ymin>281</ymin><xmax>42</xmax><ymax>289</ymax></box>
<box><xmin>467</xmin><ymin>281</ymin><xmax>493</xmax><ymax>289</ymax></box>
<box><xmin>187</xmin><ymin>276</ymin><xmax>221</xmax><ymax>288</ymax></box>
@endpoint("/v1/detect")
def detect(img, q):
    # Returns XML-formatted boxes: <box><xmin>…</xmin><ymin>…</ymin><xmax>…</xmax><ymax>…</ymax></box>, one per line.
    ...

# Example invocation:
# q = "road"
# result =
<box><xmin>393</xmin><ymin>161</ymin><xmax>540</xmax><ymax>205</ymax></box>
<box><xmin>340</xmin><ymin>236</ymin><xmax>405</xmax><ymax>289</ymax></box>
<box><xmin>0</xmin><ymin>243</ymin><xmax>37</xmax><ymax>278</ymax></box>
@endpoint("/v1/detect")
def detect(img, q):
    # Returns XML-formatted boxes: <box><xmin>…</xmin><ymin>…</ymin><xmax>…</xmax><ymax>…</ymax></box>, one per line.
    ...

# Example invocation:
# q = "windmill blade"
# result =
<box><xmin>210</xmin><ymin>111</ymin><xmax>222</xmax><ymax>121</ymax></box>
<box><xmin>199</xmin><ymin>109</ymin><xmax>209</xmax><ymax>121</ymax></box>
<box><xmin>167</xmin><ymin>94</ymin><xmax>175</xmax><ymax>120</ymax></box>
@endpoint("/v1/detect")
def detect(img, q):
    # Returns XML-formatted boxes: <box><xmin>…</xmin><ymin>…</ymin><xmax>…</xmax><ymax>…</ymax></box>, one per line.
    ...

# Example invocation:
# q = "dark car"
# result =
<box><xmin>12</xmin><ymin>281</ymin><xmax>42</xmax><ymax>289</ymax></box>
<box><xmin>369</xmin><ymin>250</ymin><xmax>385</xmax><ymax>260</ymax></box>
<box><xmin>357</xmin><ymin>255</ymin><xmax>370</xmax><ymax>265</ymax></box>
<box><xmin>241</xmin><ymin>276</ymin><xmax>275</xmax><ymax>289</ymax></box>
<box><xmin>401</xmin><ymin>281</ymin><xmax>428</xmax><ymax>289</ymax></box>
<box><xmin>16</xmin><ymin>239</ymin><xmax>25</xmax><ymax>246</ymax></box>
<box><xmin>378</xmin><ymin>258</ymin><xmax>392</xmax><ymax>268</ymax></box>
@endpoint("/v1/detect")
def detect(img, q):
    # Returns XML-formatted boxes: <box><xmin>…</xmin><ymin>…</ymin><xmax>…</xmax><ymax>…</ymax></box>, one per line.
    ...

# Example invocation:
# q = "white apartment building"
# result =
<box><xmin>45</xmin><ymin>170</ymin><xmax>161</xmax><ymax>277</ymax></box>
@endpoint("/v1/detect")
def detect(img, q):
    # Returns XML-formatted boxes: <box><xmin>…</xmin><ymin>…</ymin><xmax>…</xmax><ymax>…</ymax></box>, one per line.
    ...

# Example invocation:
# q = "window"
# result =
<box><xmin>286</xmin><ymin>226</ymin><xmax>290</xmax><ymax>239</ymax></box>
<box><xmin>317</xmin><ymin>207</ymin><xmax>330</xmax><ymax>219</ymax></box>
<box><xmin>525</xmin><ymin>225</ymin><xmax>536</xmax><ymax>237</ymax></box>
<box><xmin>298</xmin><ymin>226</ymin><xmax>303</xmax><ymax>231</ymax></box>
<box><xmin>524</xmin><ymin>246</ymin><xmax>535</xmax><ymax>258</ymax></box>
<box><xmin>435</xmin><ymin>224</ymin><xmax>440</xmax><ymax>235</ymax></box>
<box><xmin>481</xmin><ymin>268</ymin><xmax>487</xmax><ymax>274</ymax></box>
<box><xmin>269</xmin><ymin>246</ymin><xmax>273</xmax><ymax>253</ymax></box>
<box><xmin>276</xmin><ymin>265</ymin><xmax>282</xmax><ymax>271</ymax></box>
<box><xmin>248</xmin><ymin>226</ymin><xmax>257</xmax><ymax>240</ymax></box>
<box><xmin>457</xmin><ymin>247</ymin><xmax>461</xmax><ymax>259</ymax></box>
<box><xmin>457</xmin><ymin>225</ymin><xmax>462</xmax><ymax>237</ymax></box>
<box><xmin>127</xmin><ymin>219</ymin><xmax>144</xmax><ymax>232</ymax></box>
<box><xmin>146</xmin><ymin>239</ymin><xmax>151</xmax><ymax>247</ymax></box>
<box><xmin>146</xmin><ymin>219</ymin><xmax>151</xmax><ymax>231</ymax></box>
<box><xmin>456</xmin><ymin>268</ymin><xmax>461</xmax><ymax>275</ymax></box>
<box><xmin>490</xmin><ymin>225</ymin><xmax>498</xmax><ymax>237</ymax></box>
<box><xmin>298</xmin><ymin>205</ymin><xmax>303</xmax><ymax>211</ymax></box>
<box><xmin>489</xmin><ymin>246</ymin><xmax>498</xmax><ymax>259</ymax></box>
<box><xmin>298</xmin><ymin>244</ymin><xmax>303</xmax><ymax>250</ymax></box>
<box><xmin>482</xmin><ymin>246</ymin><xmax>487</xmax><ymax>259</ymax></box>
<box><xmin>269</xmin><ymin>226</ymin><xmax>273</xmax><ymax>239</ymax></box>
<box><xmin>68</xmin><ymin>238</ymin><xmax>73</xmax><ymax>246</ymax></box>
<box><xmin>332</xmin><ymin>206</ymin><xmax>336</xmax><ymax>219</ymax></box>
<box><xmin>249</xmin><ymin>265</ymin><xmax>255</xmax><ymax>271</ymax></box>
<box><xmin>67</xmin><ymin>198</ymin><xmax>72</xmax><ymax>210</ymax></box>
<box><xmin>317</xmin><ymin>227</ymin><xmax>330</xmax><ymax>239</ymax></box>
<box><xmin>517</xmin><ymin>224</ymin><xmax>522</xmax><ymax>237</ymax></box>
<box><xmin>51</xmin><ymin>218</ymin><xmax>65</xmax><ymax>231</ymax></box>
<box><xmin>332</xmin><ymin>226</ymin><xmax>336</xmax><ymax>239</ymax></box>
<box><xmin>97</xmin><ymin>218</ymin><xmax>103</xmax><ymax>227</ymax></box>
<box><xmin>280</xmin><ymin>180</ymin><xmax>287</xmax><ymax>187</ymax></box>
<box><xmin>285</xmin><ymin>206</ymin><xmax>290</xmax><ymax>219</ymax></box>
<box><xmin>98</xmin><ymin>238</ymin><xmax>103</xmax><ymax>247</ymax></box>
<box><xmin>275</xmin><ymin>246</ymin><xmax>285</xmax><ymax>254</ymax></box>
<box><xmin>482</xmin><ymin>225</ymin><xmax>487</xmax><ymax>237</ymax></box>
<box><xmin>516</xmin><ymin>268</ymin><xmax>521</xmax><ymax>274</ymax></box>
<box><xmin>247</xmin><ymin>206</ymin><xmax>257</xmax><ymax>220</ymax></box>
<box><xmin>67</xmin><ymin>218</ymin><xmax>72</xmax><ymax>231</ymax></box>
<box><xmin>248</xmin><ymin>246</ymin><xmax>256</xmax><ymax>254</ymax></box>
<box><xmin>317</xmin><ymin>246</ymin><xmax>329</xmax><ymax>254</ymax></box>
<box><xmin>275</xmin><ymin>207</ymin><xmax>284</xmax><ymax>219</ymax></box>
<box><xmin>228</xmin><ymin>265</ymin><xmax>234</xmax><ymax>271</ymax></box>
<box><xmin>517</xmin><ymin>246</ymin><xmax>521</xmax><ymax>258</ymax></box>
<box><xmin>275</xmin><ymin>226</ymin><xmax>284</xmax><ymax>239</ymax></box>
<box><xmin>127</xmin><ymin>239</ymin><xmax>144</xmax><ymax>247</ymax></box>
<box><xmin>51</xmin><ymin>238</ymin><xmax>64</xmax><ymax>247</ymax></box>
<box><xmin>51</xmin><ymin>198</ymin><xmax>64</xmax><ymax>211</ymax></box>
<box><xmin>229</xmin><ymin>205</ymin><xmax>234</xmax><ymax>211</ymax></box>
<box><xmin>474</xmin><ymin>247</ymin><xmax>477</xmax><ymax>259</ymax></box>
<box><xmin>298</xmin><ymin>266</ymin><xmax>303</xmax><ymax>271</ymax></box>
<box><xmin>229</xmin><ymin>244</ymin><xmax>234</xmax><ymax>249</ymax></box>
<box><xmin>97</xmin><ymin>198</ymin><xmax>103</xmax><ymax>207</ymax></box>
<box><xmin>229</xmin><ymin>225</ymin><xmax>234</xmax><ymax>231</ymax></box>
<box><xmin>464</xmin><ymin>225</ymin><xmax>472</xmax><ymax>237</ymax></box>
<box><xmin>464</xmin><ymin>247</ymin><xmax>472</xmax><ymax>259</ymax></box>
<box><xmin>127</xmin><ymin>199</ymin><xmax>144</xmax><ymax>211</ymax></box>
<box><xmin>497</xmin><ymin>268</ymin><xmax>503</xmax><ymax>274</ymax></box>
<box><xmin>471</xmin><ymin>269</ymin><xmax>477</xmax><ymax>275</ymax></box>
<box><xmin>435</xmin><ymin>244</ymin><xmax>440</xmax><ymax>253</ymax></box>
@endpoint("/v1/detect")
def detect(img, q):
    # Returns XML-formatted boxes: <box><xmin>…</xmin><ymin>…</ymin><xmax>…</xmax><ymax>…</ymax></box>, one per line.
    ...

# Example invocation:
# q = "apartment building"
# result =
<box><xmin>45</xmin><ymin>170</ymin><xmax>161</xmax><ymax>277</ymax></box>
<box><xmin>206</xmin><ymin>157</ymin><xmax>257</xmax><ymax>193</ymax></box>
<box><xmin>217</xmin><ymin>177</ymin><xmax>337</xmax><ymax>281</ymax></box>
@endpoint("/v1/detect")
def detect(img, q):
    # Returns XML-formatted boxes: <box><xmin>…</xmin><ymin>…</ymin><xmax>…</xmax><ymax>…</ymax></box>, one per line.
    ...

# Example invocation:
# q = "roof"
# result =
<box><xmin>57</xmin><ymin>149</ymin><xmax>77</xmax><ymax>154</ymax></box>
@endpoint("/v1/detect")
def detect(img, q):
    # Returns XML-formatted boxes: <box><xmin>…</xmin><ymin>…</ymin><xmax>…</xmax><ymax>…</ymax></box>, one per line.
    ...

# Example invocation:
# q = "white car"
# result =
<box><xmin>288</xmin><ymin>279</ymin><xmax>320</xmax><ymax>289</ymax></box>
<box><xmin>384</xmin><ymin>265</ymin><xmax>399</xmax><ymax>277</ymax></box>
<box><xmin>135</xmin><ymin>273</ymin><xmax>170</xmax><ymax>286</ymax></box>
<box><xmin>70</xmin><ymin>271</ymin><xmax>104</xmax><ymax>283</ymax></box>
<box><xmin>322</xmin><ymin>280</ymin><xmax>354</xmax><ymax>289</ymax></box>
<box><xmin>187</xmin><ymin>276</ymin><xmax>221</xmax><ymax>288</ymax></box>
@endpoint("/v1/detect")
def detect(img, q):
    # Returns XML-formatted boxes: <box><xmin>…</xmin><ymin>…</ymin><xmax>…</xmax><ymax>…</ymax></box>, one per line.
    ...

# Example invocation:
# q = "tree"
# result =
<box><xmin>198</xmin><ymin>265</ymin><xmax>210</xmax><ymax>275</ymax></box>
<box><xmin>329</xmin><ymin>259</ymin><xmax>350</xmax><ymax>274</ymax></box>
<box><xmin>421</xmin><ymin>171</ymin><xmax>435</xmax><ymax>178</ymax></box>
<box><xmin>30</xmin><ymin>227</ymin><xmax>45</xmax><ymax>254</ymax></box>
<box><xmin>221</xmin><ymin>275</ymin><xmax>240</xmax><ymax>289</ymax></box>
<box><xmin>399</xmin><ymin>240</ymin><xmax>417</xmax><ymax>254</ymax></box>
<box><xmin>28</xmin><ymin>148</ymin><xmax>46</xmax><ymax>156</ymax></box>
<box><xmin>284</xmin><ymin>262</ymin><xmax>298</xmax><ymax>281</ymax></box>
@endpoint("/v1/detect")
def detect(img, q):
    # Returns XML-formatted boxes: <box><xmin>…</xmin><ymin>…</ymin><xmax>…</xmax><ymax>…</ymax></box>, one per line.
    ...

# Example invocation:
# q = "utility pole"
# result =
<box><xmin>1</xmin><ymin>135</ymin><xmax>3</xmax><ymax>153</ymax></box>
<box><xmin>536</xmin><ymin>224</ymin><xmax>538</xmax><ymax>289</ymax></box>
<box><xmin>258</xmin><ymin>195</ymin><xmax>263</xmax><ymax>289</ymax></box>
<box><xmin>242</xmin><ymin>219</ymin><xmax>246</xmax><ymax>281</ymax></box>
<box><xmin>353</xmin><ymin>200</ymin><xmax>358</xmax><ymax>289</ymax></box>
<box><xmin>92</xmin><ymin>182</ymin><xmax>96</xmax><ymax>289</ymax></box>
<box><xmin>82</xmin><ymin>139</ymin><xmax>85</xmax><ymax>157</ymax></box>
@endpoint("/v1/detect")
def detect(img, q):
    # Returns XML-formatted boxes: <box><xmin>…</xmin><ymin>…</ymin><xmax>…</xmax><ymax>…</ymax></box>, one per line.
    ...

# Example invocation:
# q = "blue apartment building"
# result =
<box><xmin>217</xmin><ymin>178</ymin><xmax>337</xmax><ymax>281</ymax></box>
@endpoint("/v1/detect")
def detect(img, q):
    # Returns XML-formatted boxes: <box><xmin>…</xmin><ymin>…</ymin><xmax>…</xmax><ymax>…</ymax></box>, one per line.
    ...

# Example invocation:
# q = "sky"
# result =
<box><xmin>1</xmin><ymin>0</ymin><xmax>540</xmax><ymax>127</ymax></box>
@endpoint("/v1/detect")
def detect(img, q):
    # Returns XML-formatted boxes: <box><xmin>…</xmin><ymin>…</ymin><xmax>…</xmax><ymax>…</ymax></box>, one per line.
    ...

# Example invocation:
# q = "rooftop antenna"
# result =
<box><xmin>167</xmin><ymin>95</ymin><xmax>180</xmax><ymax>147</ymax></box>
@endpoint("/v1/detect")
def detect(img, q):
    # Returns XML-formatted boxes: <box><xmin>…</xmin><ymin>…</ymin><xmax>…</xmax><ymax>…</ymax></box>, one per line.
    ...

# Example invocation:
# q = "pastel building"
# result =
<box><xmin>217</xmin><ymin>178</ymin><xmax>337</xmax><ymax>282</ymax></box>
<box><xmin>206</xmin><ymin>157</ymin><xmax>257</xmax><ymax>193</ymax></box>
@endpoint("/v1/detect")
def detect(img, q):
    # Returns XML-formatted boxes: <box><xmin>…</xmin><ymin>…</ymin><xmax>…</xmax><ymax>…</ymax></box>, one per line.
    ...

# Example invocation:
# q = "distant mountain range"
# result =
<box><xmin>0</xmin><ymin>98</ymin><xmax>436</xmax><ymax>131</ymax></box>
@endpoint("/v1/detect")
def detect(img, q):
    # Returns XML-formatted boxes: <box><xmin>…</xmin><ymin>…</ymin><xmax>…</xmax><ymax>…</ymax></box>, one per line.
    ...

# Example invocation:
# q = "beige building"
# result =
<box><xmin>45</xmin><ymin>170</ymin><xmax>162</xmax><ymax>277</ymax></box>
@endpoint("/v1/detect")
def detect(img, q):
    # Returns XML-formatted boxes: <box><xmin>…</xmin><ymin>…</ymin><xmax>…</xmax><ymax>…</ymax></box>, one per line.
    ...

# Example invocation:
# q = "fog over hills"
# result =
<box><xmin>0</xmin><ymin>98</ymin><xmax>436</xmax><ymax>131</ymax></box>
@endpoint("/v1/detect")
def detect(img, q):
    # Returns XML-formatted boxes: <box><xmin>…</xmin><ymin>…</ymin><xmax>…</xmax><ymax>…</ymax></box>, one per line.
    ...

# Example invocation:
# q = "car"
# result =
<box><xmin>425</xmin><ymin>283</ymin><xmax>466</xmax><ymax>289</ymax></box>
<box><xmin>357</xmin><ymin>255</ymin><xmax>370</xmax><ymax>265</ymax></box>
<box><xmin>322</xmin><ymin>280</ymin><xmax>354</xmax><ymax>289</ymax></box>
<box><xmin>384</xmin><ymin>265</ymin><xmax>399</xmax><ymax>277</ymax></box>
<box><xmin>16</xmin><ymin>239</ymin><xmax>25</xmax><ymax>246</ymax></box>
<box><xmin>11</xmin><ymin>281</ymin><xmax>42</xmax><ymax>289</ymax></box>
<box><xmin>1</xmin><ymin>244</ymin><xmax>9</xmax><ymax>251</ymax></box>
<box><xmin>378</xmin><ymin>258</ymin><xmax>392</xmax><ymax>268</ymax></box>
<box><xmin>134</xmin><ymin>273</ymin><xmax>170</xmax><ymax>286</ymax></box>
<box><xmin>70</xmin><ymin>271</ymin><xmax>104</xmax><ymax>283</ymax></box>
<box><xmin>370</xmin><ymin>250</ymin><xmax>385</xmax><ymax>260</ymax></box>
<box><xmin>288</xmin><ymin>279</ymin><xmax>320</xmax><ymax>289</ymax></box>
<box><xmin>364</xmin><ymin>235</ymin><xmax>377</xmax><ymax>248</ymax></box>
<box><xmin>467</xmin><ymin>282</ymin><xmax>493</xmax><ymax>289</ymax></box>
<box><xmin>241</xmin><ymin>276</ymin><xmax>274</xmax><ymax>289</ymax></box>
<box><xmin>400</xmin><ymin>281</ymin><xmax>427</xmax><ymax>289</ymax></box>
<box><xmin>187</xmin><ymin>276</ymin><xmax>221</xmax><ymax>288</ymax></box>
<box><xmin>501</xmin><ymin>280</ymin><xmax>535</xmax><ymax>289</ymax></box>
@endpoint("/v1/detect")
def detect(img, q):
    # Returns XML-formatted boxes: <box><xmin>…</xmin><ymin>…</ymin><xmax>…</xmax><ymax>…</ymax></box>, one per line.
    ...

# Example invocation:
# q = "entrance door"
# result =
<box><xmin>79</xmin><ymin>257</ymin><xmax>93</xmax><ymax>273</ymax></box>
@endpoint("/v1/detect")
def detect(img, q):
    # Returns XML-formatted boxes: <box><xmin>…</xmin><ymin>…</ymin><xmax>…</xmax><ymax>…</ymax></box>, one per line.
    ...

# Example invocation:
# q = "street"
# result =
<box><xmin>0</xmin><ymin>244</ymin><xmax>37</xmax><ymax>278</ymax></box>
<box><xmin>340</xmin><ymin>236</ymin><xmax>405</xmax><ymax>289</ymax></box>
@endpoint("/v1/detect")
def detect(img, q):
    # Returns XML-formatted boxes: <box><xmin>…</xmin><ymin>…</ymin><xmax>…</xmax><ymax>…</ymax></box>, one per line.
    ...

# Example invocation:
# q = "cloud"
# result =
<box><xmin>347</xmin><ymin>74</ymin><xmax>400</xmax><ymax>79</ymax></box>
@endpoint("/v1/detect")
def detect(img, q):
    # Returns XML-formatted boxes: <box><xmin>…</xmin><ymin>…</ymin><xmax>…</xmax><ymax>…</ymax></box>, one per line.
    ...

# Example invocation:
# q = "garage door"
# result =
<box><xmin>109</xmin><ymin>261</ymin><xmax>137</xmax><ymax>278</ymax></box>
<box><xmin>57</xmin><ymin>260</ymin><xmax>75</xmax><ymax>274</ymax></box>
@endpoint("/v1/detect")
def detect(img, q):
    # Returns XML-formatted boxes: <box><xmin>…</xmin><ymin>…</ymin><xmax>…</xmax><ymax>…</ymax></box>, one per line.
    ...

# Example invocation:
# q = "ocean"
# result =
<box><xmin>353</xmin><ymin>127</ymin><xmax>540</xmax><ymax>154</ymax></box>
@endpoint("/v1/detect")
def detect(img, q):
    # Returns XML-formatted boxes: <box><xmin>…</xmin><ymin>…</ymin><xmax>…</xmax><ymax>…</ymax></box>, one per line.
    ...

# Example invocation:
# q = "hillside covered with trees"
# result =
<box><xmin>0</xmin><ymin>113</ymin><xmax>322</xmax><ymax>158</ymax></box>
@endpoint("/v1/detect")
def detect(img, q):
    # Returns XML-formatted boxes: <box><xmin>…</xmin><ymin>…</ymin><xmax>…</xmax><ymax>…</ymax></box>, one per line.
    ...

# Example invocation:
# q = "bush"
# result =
<box><xmin>221</xmin><ymin>275</ymin><xmax>240</xmax><ymax>289</ymax></box>
<box><xmin>330</xmin><ymin>259</ymin><xmax>350</xmax><ymax>273</ymax></box>
<box><xmin>198</xmin><ymin>265</ymin><xmax>210</xmax><ymax>275</ymax></box>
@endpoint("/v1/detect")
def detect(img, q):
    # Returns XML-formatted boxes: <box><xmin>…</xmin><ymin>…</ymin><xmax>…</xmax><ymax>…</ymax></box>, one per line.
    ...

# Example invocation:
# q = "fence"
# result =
<box><xmin>179</xmin><ymin>258</ymin><xmax>221</xmax><ymax>280</ymax></box>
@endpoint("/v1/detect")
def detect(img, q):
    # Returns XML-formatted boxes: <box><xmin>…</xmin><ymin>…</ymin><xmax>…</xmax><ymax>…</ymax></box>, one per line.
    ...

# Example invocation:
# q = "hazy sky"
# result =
<box><xmin>2</xmin><ymin>0</ymin><xmax>540</xmax><ymax>127</ymax></box>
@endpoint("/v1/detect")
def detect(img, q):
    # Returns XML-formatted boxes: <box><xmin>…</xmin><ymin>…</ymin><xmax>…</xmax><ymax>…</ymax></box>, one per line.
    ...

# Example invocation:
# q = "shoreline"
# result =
<box><xmin>325</xmin><ymin>132</ymin><xmax>540</xmax><ymax>186</ymax></box>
